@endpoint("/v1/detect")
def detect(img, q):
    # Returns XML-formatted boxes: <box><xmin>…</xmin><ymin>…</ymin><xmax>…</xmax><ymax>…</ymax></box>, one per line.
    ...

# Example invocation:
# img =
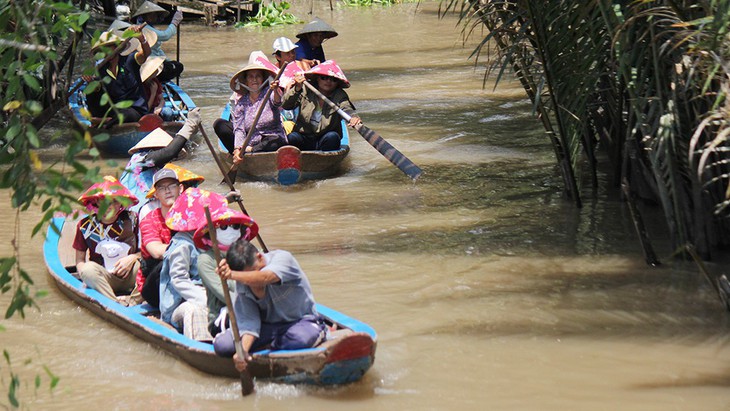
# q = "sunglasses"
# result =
<box><xmin>219</xmin><ymin>224</ymin><xmax>242</xmax><ymax>230</ymax></box>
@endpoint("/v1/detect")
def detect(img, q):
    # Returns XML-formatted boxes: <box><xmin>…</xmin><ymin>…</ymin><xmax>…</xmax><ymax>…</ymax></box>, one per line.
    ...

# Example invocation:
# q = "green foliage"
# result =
<box><xmin>0</xmin><ymin>0</ymin><xmax>112</xmax><ymax>406</ymax></box>
<box><xmin>442</xmin><ymin>0</ymin><xmax>730</xmax><ymax>258</ymax></box>
<box><xmin>236</xmin><ymin>1</ymin><xmax>300</xmax><ymax>28</ymax></box>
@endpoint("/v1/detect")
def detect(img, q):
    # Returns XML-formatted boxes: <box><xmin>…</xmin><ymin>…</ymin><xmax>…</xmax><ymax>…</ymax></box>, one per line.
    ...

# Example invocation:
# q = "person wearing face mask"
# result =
<box><xmin>193</xmin><ymin>206</ymin><xmax>258</xmax><ymax>337</ymax></box>
<box><xmin>73</xmin><ymin>176</ymin><xmax>141</xmax><ymax>303</ymax></box>
<box><xmin>229</xmin><ymin>51</ymin><xmax>287</xmax><ymax>160</ymax></box>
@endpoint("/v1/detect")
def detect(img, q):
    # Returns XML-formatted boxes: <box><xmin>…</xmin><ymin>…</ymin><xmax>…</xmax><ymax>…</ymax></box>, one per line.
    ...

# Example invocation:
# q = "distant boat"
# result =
<box><xmin>219</xmin><ymin>103</ymin><xmax>350</xmax><ymax>185</ymax></box>
<box><xmin>68</xmin><ymin>80</ymin><xmax>196</xmax><ymax>157</ymax></box>
<box><xmin>43</xmin><ymin>215</ymin><xmax>377</xmax><ymax>385</ymax></box>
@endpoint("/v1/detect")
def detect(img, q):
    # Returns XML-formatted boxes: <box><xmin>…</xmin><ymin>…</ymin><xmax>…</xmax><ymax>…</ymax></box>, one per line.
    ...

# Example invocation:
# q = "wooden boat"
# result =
<box><xmin>43</xmin><ymin>215</ymin><xmax>377</xmax><ymax>385</ymax></box>
<box><xmin>219</xmin><ymin>104</ymin><xmax>350</xmax><ymax>185</ymax></box>
<box><xmin>68</xmin><ymin>80</ymin><xmax>196</xmax><ymax>157</ymax></box>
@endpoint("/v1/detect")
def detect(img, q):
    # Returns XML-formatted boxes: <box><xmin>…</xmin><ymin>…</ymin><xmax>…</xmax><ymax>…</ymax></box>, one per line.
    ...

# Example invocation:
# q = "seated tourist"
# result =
<box><xmin>83</xmin><ymin>27</ymin><xmax>155</xmax><ymax>123</ymax></box>
<box><xmin>193</xmin><ymin>205</ymin><xmax>258</xmax><ymax>337</ymax></box>
<box><xmin>294</xmin><ymin>17</ymin><xmax>338</xmax><ymax>70</ymax></box>
<box><xmin>213</xmin><ymin>239</ymin><xmax>327</xmax><ymax>372</ymax></box>
<box><xmin>73</xmin><ymin>176</ymin><xmax>140</xmax><ymax>303</ymax></box>
<box><xmin>159</xmin><ymin>188</ymin><xmax>228</xmax><ymax>341</ymax></box>
<box><xmin>282</xmin><ymin>60</ymin><xmax>361</xmax><ymax>151</ymax></box>
<box><xmin>137</xmin><ymin>168</ymin><xmax>182</xmax><ymax>308</ymax></box>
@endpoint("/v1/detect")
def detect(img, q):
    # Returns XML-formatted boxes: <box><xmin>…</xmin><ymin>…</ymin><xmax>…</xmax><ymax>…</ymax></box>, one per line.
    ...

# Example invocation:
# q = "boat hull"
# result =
<box><xmin>219</xmin><ymin>104</ymin><xmax>350</xmax><ymax>185</ymax></box>
<box><xmin>43</xmin><ymin>216</ymin><xmax>377</xmax><ymax>384</ymax></box>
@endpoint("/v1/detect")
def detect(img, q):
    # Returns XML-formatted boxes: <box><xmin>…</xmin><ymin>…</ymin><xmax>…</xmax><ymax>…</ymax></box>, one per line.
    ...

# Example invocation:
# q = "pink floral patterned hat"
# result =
<box><xmin>165</xmin><ymin>187</ymin><xmax>228</xmax><ymax>232</ymax></box>
<box><xmin>305</xmin><ymin>60</ymin><xmax>350</xmax><ymax>88</ymax></box>
<box><xmin>279</xmin><ymin>61</ymin><xmax>305</xmax><ymax>89</ymax></box>
<box><xmin>78</xmin><ymin>176</ymin><xmax>139</xmax><ymax>212</ymax></box>
<box><xmin>193</xmin><ymin>206</ymin><xmax>259</xmax><ymax>251</ymax></box>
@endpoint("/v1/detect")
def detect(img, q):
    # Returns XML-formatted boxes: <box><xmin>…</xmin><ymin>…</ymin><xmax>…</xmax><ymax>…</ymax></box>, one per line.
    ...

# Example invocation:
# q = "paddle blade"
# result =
<box><xmin>240</xmin><ymin>370</ymin><xmax>254</xmax><ymax>396</ymax></box>
<box><xmin>137</xmin><ymin>114</ymin><xmax>164</xmax><ymax>132</ymax></box>
<box><xmin>356</xmin><ymin>124</ymin><xmax>422</xmax><ymax>181</ymax></box>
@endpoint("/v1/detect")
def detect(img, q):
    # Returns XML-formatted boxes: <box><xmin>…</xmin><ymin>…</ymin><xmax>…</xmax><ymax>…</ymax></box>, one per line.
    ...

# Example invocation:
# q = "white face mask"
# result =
<box><xmin>216</xmin><ymin>226</ymin><xmax>241</xmax><ymax>246</ymax></box>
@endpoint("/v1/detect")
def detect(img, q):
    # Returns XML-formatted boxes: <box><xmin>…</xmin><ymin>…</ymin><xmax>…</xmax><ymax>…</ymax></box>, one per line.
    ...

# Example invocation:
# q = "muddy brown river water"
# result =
<box><xmin>2</xmin><ymin>1</ymin><xmax>730</xmax><ymax>410</ymax></box>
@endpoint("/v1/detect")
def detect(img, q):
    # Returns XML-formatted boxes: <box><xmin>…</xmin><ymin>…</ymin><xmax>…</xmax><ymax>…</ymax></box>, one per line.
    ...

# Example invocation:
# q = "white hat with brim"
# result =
<box><xmin>140</xmin><ymin>56</ymin><xmax>166</xmax><ymax>82</ymax></box>
<box><xmin>132</xmin><ymin>1</ymin><xmax>169</xmax><ymax>18</ymax></box>
<box><xmin>229</xmin><ymin>51</ymin><xmax>279</xmax><ymax>93</ymax></box>
<box><xmin>128</xmin><ymin>127</ymin><xmax>173</xmax><ymax>154</ymax></box>
<box><xmin>272</xmin><ymin>37</ymin><xmax>298</xmax><ymax>54</ymax></box>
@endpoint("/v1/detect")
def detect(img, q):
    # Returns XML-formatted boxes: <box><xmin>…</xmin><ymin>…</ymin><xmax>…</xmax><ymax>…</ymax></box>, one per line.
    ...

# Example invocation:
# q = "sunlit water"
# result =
<box><xmin>2</xmin><ymin>1</ymin><xmax>730</xmax><ymax>410</ymax></box>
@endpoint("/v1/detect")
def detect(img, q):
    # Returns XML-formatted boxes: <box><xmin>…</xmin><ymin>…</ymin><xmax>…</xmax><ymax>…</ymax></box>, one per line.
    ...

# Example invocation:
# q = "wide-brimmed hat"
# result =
<box><xmin>146</xmin><ymin>163</ymin><xmax>204</xmax><ymax>198</ymax></box>
<box><xmin>296</xmin><ymin>17</ymin><xmax>338</xmax><ymax>39</ymax></box>
<box><xmin>305</xmin><ymin>60</ymin><xmax>350</xmax><ymax>88</ymax></box>
<box><xmin>92</xmin><ymin>28</ymin><xmax>157</xmax><ymax>57</ymax></box>
<box><xmin>78</xmin><ymin>176</ymin><xmax>139</xmax><ymax>209</ymax></box>
<box><xmin>91</xmin><ymin>31</ymin><xmax>137</xmax><ymax>56</ymax></box>
<box><xmin>140</xmin><ymin>56</ymin><xmax>165</xmax><ymax>82</ymax></box>
<box><xmin>132</xmin><ymin>1</ymin><xmax>169</xmax><ymax>18</ymax></box>
<box><xmin>108</xmin><ymin>19</ymin><xmax>131</xmax><ymax>32</ymax></box>
<box><xmin>193</xmin><ymin>207</ymin><xmax>259</xmax><ymax>250</ymax></box>
<box><xmin>272</xmin><ymin>37</ymin><xmax>298</xmax><ymax>54</ymax></box>
<box><xmin>128</xmin><ymin>127</ymin><xmax>173</xmax><ymax>154</ymax></box>
<box><xmin>229</xmin><ymin>51</ymin><xmax>279</xmax><ymax>93</ymax></box>
<box><xmin>166</xmin><ymin>188</ymin><xmax>229</xmax><ymax>232</ymax></box>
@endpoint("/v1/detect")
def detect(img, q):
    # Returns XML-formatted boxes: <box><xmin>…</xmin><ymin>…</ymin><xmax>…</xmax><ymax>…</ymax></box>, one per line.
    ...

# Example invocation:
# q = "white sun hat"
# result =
<box><xmin>272</xmin><ymin>37</ymin><xmax>298</xmax><ymax>54</ymax></box>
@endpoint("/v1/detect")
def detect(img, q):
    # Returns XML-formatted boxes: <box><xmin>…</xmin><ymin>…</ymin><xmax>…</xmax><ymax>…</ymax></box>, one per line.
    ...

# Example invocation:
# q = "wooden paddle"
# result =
<box><xmin>204</xmin><ymin>206</ymin><xmax>254</xmax><ymax>396</ymax></box>
<box><xmin>198</xmin><ymin>118</ymin><xmax>269</xmax><ymax>253</ymax></box>
<box><xmin>226</xmin><ymin>63</ymin><xmax>288</xmax><ymax>184</ymax></box>
<box><xmin>175</xmin><ymin>6</ymin><xmax>181</xmax><ymax>86</ymax></box>
<box><xmin>302</xmin><ymin>81</ymin><xmax>423</xmax><ymax>181</ymax></box>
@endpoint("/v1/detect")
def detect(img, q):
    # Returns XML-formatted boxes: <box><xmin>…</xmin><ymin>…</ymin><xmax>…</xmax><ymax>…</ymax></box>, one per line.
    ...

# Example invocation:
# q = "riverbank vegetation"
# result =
<box><xmin>0</xmin><ymin>1</ymin><xmax>108</xmax><ymax>406</ymax></box>
<box><xmin>441</xmin><ymin>0</ymin><xmax>730</xmax><ymax>264</ymax></box>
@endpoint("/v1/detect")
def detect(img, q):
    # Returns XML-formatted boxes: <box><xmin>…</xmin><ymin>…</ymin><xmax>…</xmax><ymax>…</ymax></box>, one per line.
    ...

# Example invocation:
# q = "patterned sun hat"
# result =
<box><xmin>146</xmin><ymin>163</ymin><xmax>205</xmax><ymax>198</ymax></box>
<box><xmin>279</xmin><ymin>61</ymin><xmax>305</xmax><ymax>89</ymax></box>
<box><xmin>165</xmin><ymin>188</ymin><xmax>228</xmax><ymax>232</ymax></box>
<box><xmin>193</xmin><ymin>206</ymin><xmax>259</xmax><ymax>250</ymax></box>
<box><xmin>304</xmin><ymin>60</ymin><xmax>350</xmax><ymax>88</ymax></box>
<box><xmin>78</xmin><ymin>176</ymin><xmax>139</xmax><ymax>210</ymax></box>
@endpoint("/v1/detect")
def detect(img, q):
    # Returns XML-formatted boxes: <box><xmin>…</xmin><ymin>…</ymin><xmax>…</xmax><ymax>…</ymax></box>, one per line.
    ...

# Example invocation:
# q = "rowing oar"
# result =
<box><xmin>225</xmin><ymin>63</ymin><xmax>288</xmax><ymax>184</ymax></box>
<box><xmin>198</xmin><ymin>117</ymin><xmax>268</xmax><ymax>252</ymax></box>
<box><xmin>302</xmin><ymin>81</ymin><xmax>423</xmax><ymax>181</ymax></box>
<box><xmin>204</xmin><ymin>206</ymin><xmax>254</xmax><ymax>396</ymax></box>
<box><xmin>175</xmin><ymin>6</ymin><xmax>181</xmax><ymax>86</ymax></box>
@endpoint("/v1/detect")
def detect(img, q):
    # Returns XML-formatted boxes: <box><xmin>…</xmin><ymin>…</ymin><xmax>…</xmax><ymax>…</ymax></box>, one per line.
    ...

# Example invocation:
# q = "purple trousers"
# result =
<box><xmin>213</xmin><ymin>314</ymin><xmax>326</xmax><ymax>357</ymax></box>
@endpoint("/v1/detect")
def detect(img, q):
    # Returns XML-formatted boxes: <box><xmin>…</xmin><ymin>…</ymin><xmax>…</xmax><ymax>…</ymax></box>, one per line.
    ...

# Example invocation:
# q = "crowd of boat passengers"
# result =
<box><xmin>74</xmin><ymin>1</ymin><xmax>361</xmax><ymax>371</ymax></box>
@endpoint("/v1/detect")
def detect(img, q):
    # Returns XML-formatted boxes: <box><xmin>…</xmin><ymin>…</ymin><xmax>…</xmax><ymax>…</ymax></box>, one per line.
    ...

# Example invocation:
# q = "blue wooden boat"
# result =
<box><xmin>43</xmin><ymin>216</ymin><xmax>377</xmax><ymax>385</ymax></box>
<box><xmin>219</xmin><ymin>104</ymin><xmax>350</xmax><ymax>185</ymax></box>
<box><xmin>68</xmin><ymin>80</ymin><xmax>197</xmax><ymax>157</ymax></box>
